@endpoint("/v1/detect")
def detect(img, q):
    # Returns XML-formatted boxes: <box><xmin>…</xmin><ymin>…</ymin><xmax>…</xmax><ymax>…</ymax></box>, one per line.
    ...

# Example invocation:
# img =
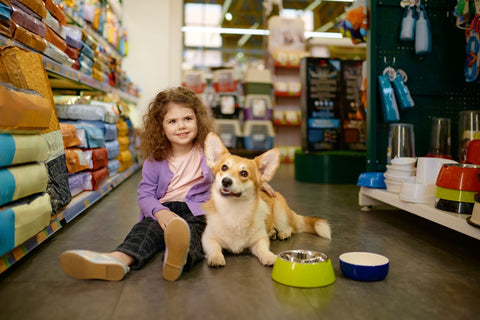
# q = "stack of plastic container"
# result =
<box><xmin>242</xmin><ymin>68</ymin><xmax>275</xmax><ymax>151</ymax></box>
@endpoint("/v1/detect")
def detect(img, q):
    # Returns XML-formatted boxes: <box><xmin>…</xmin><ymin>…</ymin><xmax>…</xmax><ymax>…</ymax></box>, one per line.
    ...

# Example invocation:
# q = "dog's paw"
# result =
<box><xmin>207</xmin><ymin>253</ymin><xmax>226</xmax><ymax>268</ymax></box>
<box><xmin>267</xmin><ymin>229</ymin><xmax>277</xmax><ymax>240</ymax></box>
<box><xmin>276</xmin><ymin>230</ymin><xmax>292</xmax><ymax>240</ymax></box>
<box><xmin>259</xmin><ymin>252</ymin><xmax>277</xmax><ymax>266</ymax></box>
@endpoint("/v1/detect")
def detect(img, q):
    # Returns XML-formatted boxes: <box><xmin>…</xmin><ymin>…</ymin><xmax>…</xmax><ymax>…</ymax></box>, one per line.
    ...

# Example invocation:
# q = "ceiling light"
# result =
<box><xmin>181</xmin><ymin>26</ymin><xmax>342</xmax><ymax>39</ymax></box>
<box><xmin>225</xmin><ymin>12</ymin><xmax>233</xmax><ymax>21</ymax></box>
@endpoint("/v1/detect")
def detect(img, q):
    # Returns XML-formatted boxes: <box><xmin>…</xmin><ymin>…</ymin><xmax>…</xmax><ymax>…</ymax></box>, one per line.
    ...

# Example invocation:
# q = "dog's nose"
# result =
<box><xmin>222</xmin><ymin>177</ymin><xmax>232</xmax><ymax>188</ymax></box>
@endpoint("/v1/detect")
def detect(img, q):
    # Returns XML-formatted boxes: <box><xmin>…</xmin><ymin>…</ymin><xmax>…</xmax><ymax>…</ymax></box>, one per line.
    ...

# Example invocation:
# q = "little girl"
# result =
<box><xmin>60</xmin><ymin>86</ymin><xmax>216</xmax><ymax>281</ymax></box>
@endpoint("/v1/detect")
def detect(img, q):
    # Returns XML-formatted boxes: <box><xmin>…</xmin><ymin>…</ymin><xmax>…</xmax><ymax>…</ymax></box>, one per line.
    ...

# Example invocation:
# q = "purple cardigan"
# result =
<box><xmin>137</xmin><ymin>154</ymin><xmax>213</xmax><ymax>220</ymax></box>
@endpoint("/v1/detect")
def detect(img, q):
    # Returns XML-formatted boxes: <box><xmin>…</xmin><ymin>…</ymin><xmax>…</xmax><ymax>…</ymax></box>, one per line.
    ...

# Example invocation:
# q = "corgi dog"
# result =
<box><xmin>201</xmin><ymin>133</ymin><xmax>331</xmax><ymax>267</ymax></box>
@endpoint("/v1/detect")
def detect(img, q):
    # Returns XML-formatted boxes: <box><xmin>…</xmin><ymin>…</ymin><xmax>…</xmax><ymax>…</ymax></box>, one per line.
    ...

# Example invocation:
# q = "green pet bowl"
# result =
<box><xmin>271</xmin><ymin>250</ymin><xmax>336</xmax><ymax>288</ymax></box>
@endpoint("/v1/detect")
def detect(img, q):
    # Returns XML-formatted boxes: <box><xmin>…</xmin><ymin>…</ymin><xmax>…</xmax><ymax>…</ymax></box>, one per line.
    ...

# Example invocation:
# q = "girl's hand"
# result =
<box><xmin>154</xmin><ymin>209</ymin><xmax>180</xmax><ymax>231</ymax></box>
<box><xmin>261</xmin><ymin>182</ymin><xmax>277</xmax><ymax>197</ymax></box>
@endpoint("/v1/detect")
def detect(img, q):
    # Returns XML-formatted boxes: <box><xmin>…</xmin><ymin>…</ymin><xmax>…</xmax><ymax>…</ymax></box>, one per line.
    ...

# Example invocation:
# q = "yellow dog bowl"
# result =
<box><xmin>271</xmin><ymin>250</ymin><xmax>336</xmax><ymax>288</ymax></box>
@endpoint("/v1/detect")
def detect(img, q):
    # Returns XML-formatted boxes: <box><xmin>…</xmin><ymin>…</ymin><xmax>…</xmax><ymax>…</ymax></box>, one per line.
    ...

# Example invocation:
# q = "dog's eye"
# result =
<box><xmin>240</xmin><ymin>170</ymin><xmax>248</xmax><ymax>177</ymax></box>
<box><xmin>221</xmin><ymin>164</ymin><xmax>228</xmax><ymax>171</ymax></box>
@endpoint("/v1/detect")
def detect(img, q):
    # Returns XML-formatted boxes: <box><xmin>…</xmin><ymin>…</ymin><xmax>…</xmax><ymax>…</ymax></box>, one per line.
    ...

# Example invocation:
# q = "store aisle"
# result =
<box><xmin>1</xmin><ymin>164</ymin><xmax>480</xmax><ymax>319</ymax></box>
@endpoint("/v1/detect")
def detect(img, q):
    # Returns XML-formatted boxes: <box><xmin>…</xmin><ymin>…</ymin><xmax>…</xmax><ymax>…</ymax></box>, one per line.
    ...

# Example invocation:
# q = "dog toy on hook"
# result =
<box><xmin>340</xmin><ymin>0</ymin><xmax>369</xmax><ymax>45</ymax></box>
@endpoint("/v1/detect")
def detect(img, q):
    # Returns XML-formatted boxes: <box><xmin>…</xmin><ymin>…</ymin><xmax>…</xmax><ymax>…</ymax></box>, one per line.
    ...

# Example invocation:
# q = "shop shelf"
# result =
<box><xmin>0</xmin><ymin>163</ymin><xmax>140</xmax><ymax>274</ymax></box>
<box><xmin>358</xmin><ymin>187</ymin><xmax>480</xmax><ymax>240</ymax></box>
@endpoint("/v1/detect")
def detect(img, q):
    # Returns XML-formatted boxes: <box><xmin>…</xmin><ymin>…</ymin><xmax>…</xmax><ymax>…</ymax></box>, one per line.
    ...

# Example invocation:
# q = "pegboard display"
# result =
<box><xmin>366</xmin><ymin>0</ymin><xmax>480</xmax><ymax>171</ymax></box>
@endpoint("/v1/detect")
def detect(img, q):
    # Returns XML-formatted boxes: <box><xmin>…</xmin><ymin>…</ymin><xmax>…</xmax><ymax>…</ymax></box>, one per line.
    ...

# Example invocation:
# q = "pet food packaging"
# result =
<box><xmin>0</xmin><ymin>133</ymin><xmax>48</xmax><ymax>167</ymax></box>
<box><xmin>59</xmin><ymin>123</ymin><xmax>81</xmax><ymax>148</ymax></box>
<box><xmin>0</xmin><ymin>162</ymin><xmax>48</xmax><ymax>207</ymax></box>
<box><xmin>11</xmin><ymin>3</ymin><xmax>46</xmax><ymax>37</ymax></box>
<box><xmin>15</xmin><ymin>0</ymin><xmax>46</xmax><ymax>19</ymax></box>
<box><xmin>0</xmin><ymin>46</ymin><xmax>59</xmax><ymax>133</ymax></box>
<box><xmin>56</xmin><ymin>103</ymin><xmax>106</xmax><ymax>122</ymax></box>
<box><xmin>43</xmin><ymin>10</ymin><xmax>65</xmax><ymax>38</ymax></box>
<box><xmin>0</xmin><ymin>82</ymin><xmax>51</xmax><ymax>133</ymax></box>
<box><xmin>84</xmin><ymin>147</ymin><xmax>108</xmax><ymax>171</ymax></box>
<box><xmin>105</xmin><ymin>140</ymin><xmax>120</xmax><ymax>160</ymax></box>
<box><xmin>67</xmin><ymin>171</ymin><xmax>90</xmax><ymax>197</ymax></box>
<box><xmin>43</xmin><ymin>41</ymin><xmax>74</xmax><ymax>67</ymax></box>
<box><xmin>378</xmin><ymin>74</ymin><xmax>400</xmax><ymax>123</ymax></box>
<box><xmin>12</xmin><ymin>23</ymin><xmax>47</xmax><ymax>52</ymax></box>
<box><xmin>0</xmin><ymin>193</ymin><xmax>52</xmax><ymax>256</ymax></box>
<box><xmin>64</xmin><ymin>148</ymin><xmax>89</xmax><ymax>174</ymax></box>
<box><xmin>45</xmin><ymin>24</ymin><xmax>67</xmax><ymax>52</ymax></box>
<box><xmin>44</xmin><ymin>0</ymin><xmax>66</xmax><ymax>25</ymax></box>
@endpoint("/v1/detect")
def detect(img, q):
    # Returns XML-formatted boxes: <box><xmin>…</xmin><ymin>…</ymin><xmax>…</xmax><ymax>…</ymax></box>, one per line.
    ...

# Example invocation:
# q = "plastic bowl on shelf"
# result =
<box><xmin>384</xmin><ymin>179</ymin><xmax>402</xmax><ymax>193</ymax></box>
<box><xmin>271</xmin><ymin>250</ymin><xmax>336</xmax><ymax>288</ymax></box>
<box><xmin>357</xmin><ymin>172</ymin><xmax>386</xmax><ymax>189</ymax></box>
<box><xmin>435</xmin><ymin>163</ymin><xmax>480</xmax><ymax>192</ymax></box>
<box><xmin>390</xmin><ymin>157</ymin><xmax>417</xmax><ymax>166</ymax></box>
<box><xmin>339</xmin><ymin>252</ymin><xmax>390</xmax><ymax>282</ymax></box>
<box><xmin>399</xmin><ymin>182</ymin><xmax>436</xmax><ymax>204</ymax></box>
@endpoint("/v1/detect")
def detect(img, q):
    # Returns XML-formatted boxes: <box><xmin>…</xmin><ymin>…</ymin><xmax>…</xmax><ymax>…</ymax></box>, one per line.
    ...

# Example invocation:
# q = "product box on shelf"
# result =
<box><xmin>340</xmin><ymin>60</ymin><xmax>366</xmax><ymax>151</ymax></box>
<box><xmin>300</xmin><ymin>57</ymin><xmax>342</xmax><ymax>151</ymax></box>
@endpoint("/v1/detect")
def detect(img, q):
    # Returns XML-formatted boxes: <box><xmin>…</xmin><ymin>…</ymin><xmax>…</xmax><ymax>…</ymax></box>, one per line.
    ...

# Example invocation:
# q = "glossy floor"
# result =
<box><xmin>1</xmin><ymin>165</ymin><xmax>480</xmax><ymax>319</ymax></box>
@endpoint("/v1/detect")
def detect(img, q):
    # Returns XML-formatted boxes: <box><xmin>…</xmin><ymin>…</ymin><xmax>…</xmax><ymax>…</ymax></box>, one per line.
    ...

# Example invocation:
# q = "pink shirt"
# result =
<box><xmin>160</xmin><ymin>144</ymin><xmax>203</xmax><ymax>203</ymax></box>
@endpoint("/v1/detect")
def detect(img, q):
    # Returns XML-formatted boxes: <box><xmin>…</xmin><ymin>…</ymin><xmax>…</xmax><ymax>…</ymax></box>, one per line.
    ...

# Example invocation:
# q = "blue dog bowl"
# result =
<box><xmin>357</xmin><ymin>172</ymin><xmax>386</xmax><ymax>189</ymax></box>
<box><xmin>339</xmin><ymin>252</ymin><xmax>389</xmax><ymax>282</ymax></box>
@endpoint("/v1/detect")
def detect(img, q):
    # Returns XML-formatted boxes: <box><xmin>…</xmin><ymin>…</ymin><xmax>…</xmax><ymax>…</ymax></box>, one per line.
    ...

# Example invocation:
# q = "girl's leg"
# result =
<box><xmin>162</xmin><ymin>202</ymin><xmax>207</xmax><ymax>271</ymax></box>
<box><xmin>114</xmin><ymin>217</ymin><xmax>165</xmax><ymax>270</ymax></box>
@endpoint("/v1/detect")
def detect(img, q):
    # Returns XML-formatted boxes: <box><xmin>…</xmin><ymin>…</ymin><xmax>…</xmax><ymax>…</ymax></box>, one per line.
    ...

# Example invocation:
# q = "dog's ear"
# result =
<box><xmin>254</xmin><ymin>148</ymin><xmax>280</xmax><ymax>182</ymax></box>
<box><xmin>204</xmin><ymin>132</ymin><xmax>229</xmax><ymax>167</ymax></box>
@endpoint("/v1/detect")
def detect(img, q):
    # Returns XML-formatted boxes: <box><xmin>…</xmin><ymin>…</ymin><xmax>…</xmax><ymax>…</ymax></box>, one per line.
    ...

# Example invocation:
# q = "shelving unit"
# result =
<box><xmin>361</xmin><ymin>1</ymin><xmax>480</xmax><ymax>234</ymax></box>
<box><xmin>0</xmin><ymin>163</ymin><xmax>140</xmax><ymax>274</ymax></box>
<box><xmin>0</xmin><ymin>34</ymin><xmax>138</xmax><ymax>104</ymax></box>
<box><xmin>0</xmin><ymin>2</ymin><xmax>141</xmax><ymax>274</ymax></box>
<box><xmin>272</xmin><ymin>60</ymin><xmax>302</xmax><ymax>147</ymax></box>
<box><xmin>359</xmin><ymin>187</ymin><xmax>480</xmax><ymax>240</ymax></box>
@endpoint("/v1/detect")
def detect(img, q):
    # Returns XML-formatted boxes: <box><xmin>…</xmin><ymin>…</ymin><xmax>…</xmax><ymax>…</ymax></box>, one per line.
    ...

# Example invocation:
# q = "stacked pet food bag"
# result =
<box><xmin>0</xmin><ymin>46</ymin><xmax>71</xmax><ymax>257</ymax></box>
<box><xmin>56</xmin><ymin>96</ymin><xmax>136</xmax><ymax>197</ymax></box>
<box><xmin>0</xmin><ymin>0</ymin><xmax>138</xmax><ymax>98</ymax></box>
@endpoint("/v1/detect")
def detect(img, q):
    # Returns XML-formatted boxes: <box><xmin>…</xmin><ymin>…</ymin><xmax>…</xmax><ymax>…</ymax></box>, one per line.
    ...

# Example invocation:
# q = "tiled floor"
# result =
<box><xmin>1</xmin><ymin>164</ymin><xmax>480</xmax><ymax>319</ymax></box>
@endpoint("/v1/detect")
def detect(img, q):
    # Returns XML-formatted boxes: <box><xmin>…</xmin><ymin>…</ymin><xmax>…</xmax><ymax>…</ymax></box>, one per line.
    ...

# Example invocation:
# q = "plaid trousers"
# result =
<box><xmin>115</xmin><ymin>201</ymin><xmax>206</xmax><ymax>271</ymax></box>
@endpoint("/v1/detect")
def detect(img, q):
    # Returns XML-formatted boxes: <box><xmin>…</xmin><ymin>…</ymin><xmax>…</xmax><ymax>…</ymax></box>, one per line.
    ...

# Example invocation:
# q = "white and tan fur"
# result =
<box><xmin>201</xmin><ymin>133</ymin><xmax>331</xmax><ymax>267</ymax></box>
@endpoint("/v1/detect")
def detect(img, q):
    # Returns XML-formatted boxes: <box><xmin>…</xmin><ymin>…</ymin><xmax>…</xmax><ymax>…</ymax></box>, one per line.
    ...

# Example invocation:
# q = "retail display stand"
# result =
<box><xmin>359</xmin><ymin>187</ymin><xmax>480</xmax><ymax>240</ymax></box>
<box><xmin>361</xmin><ymin>1</ymin><xmax>480</xmax><ymax>238</ymax></box>
<box><xmin>0</xmin><ymin>2</ymin><xmax>140</xmax><ymax>274</ymax></box>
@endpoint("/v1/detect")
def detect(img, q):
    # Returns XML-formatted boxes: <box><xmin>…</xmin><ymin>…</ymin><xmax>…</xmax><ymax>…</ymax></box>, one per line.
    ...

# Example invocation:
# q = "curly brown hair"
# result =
<box><xmin>139</xmin><ymin>87</ymin><xmax>214</xmax><ymax>161</ymax></box>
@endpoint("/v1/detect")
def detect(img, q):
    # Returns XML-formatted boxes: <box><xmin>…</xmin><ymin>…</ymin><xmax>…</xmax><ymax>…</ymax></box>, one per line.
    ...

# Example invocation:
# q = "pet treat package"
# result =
<box><xmin>378</xmin><ymin>74</ymin><xmax>400</xmax><ymax>123</ymax></box>
<box><xmin>391</xmin><ymin>73</ymin><xmax>415</xmax><ymax>110</ymax></box>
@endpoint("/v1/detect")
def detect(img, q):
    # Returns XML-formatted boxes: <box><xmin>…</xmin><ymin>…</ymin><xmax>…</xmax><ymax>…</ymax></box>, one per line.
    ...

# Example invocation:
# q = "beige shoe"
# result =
<box><xmin>163</xmin><ymin>218</ymin><xmax>190</xmax><ymax>281</ymax></box>
<box><xmin>60</xmin><ymin>250</ymin><xmax>129</xmax><ymax>281</ymax></box>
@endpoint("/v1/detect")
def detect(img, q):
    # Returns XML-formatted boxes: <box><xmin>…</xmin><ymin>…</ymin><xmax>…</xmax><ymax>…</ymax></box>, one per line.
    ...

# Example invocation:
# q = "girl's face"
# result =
<box><xmin>163</xmin><ymin>102</ymin><xmax>198</xmax><ymax>155</ymax></box>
